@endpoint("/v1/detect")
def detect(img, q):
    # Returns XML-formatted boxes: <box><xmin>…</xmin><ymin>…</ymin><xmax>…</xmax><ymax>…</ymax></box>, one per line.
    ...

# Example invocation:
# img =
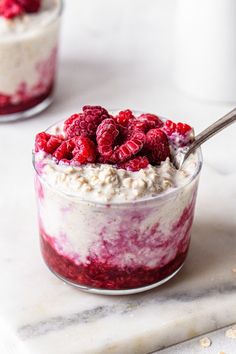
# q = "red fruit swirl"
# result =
<box><xmin>41</xmin><ymin>234</ymin><xmax>189</xmax><ymax>290</ymax></box>
<box><xmin>0</xmin><ymin>84</ymin><xmax>54</xmax><ymax>115</ymax></box>
<box><xmin>0</xmin><ymin>47</ymin><xmax>57</xmax><ymax>116</ymax></box>
<box><xmin>39</xmin><ymin>194</ymin><xmax>196</xmax><ymax>291</ymax></box>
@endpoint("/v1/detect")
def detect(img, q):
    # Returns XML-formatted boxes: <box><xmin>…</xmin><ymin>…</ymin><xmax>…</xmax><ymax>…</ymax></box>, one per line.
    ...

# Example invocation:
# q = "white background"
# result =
<box><xmin>56</xmin><ymin>0</ymin><xmax>236</xmax><ymax>173</ymax></box>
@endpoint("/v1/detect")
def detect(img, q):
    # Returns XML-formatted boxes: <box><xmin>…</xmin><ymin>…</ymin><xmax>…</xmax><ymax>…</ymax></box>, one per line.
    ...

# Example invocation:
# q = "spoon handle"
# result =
<box><xmin>184</xmin><ymin>107</ymin><xmax>236</xmax><ymax>160</ymax></box>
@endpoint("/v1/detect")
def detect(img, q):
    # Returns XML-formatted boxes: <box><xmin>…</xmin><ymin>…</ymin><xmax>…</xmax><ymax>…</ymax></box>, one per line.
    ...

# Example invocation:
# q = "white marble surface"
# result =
<box><xmin>0</xmin><ymin>1</ymin><xmax>236</xmax><ymax>353</ymax></box>
<box><xmin>159</xmin><ymin>325</ymin><xmax>236</xmax><ymax>354</ymax></box>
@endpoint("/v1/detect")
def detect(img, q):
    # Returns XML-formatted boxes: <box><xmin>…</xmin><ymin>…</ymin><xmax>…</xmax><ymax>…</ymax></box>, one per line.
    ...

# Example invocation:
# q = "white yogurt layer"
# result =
<box><xmin>35</xmin><ymin>151</ymin><xmax>198</xmax><ymax>203</ymax></box>
<box><xmin>0</xmin><ymin>0</ymin><xmax>61</xmax><ymax>95</ymax></box>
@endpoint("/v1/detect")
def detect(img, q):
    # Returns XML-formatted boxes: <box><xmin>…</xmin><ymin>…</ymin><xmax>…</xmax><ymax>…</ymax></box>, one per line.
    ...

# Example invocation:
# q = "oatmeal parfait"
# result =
<box><xmin>0</xmin><ymin>0</ymin><xmax>62</xmax><ymax>121</ymax></box>
<box><xmin>33</xmin><ymin>106</ymin><xmax>202</xmax><ymax>294</ymax></box>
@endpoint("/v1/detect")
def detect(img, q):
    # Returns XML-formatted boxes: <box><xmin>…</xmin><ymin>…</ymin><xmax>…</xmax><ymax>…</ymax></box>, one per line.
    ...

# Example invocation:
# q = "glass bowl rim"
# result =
<box><xmin>32</xmin><ymin>110</ymin><xmax>203</xmax><ymax>208</ymax></box>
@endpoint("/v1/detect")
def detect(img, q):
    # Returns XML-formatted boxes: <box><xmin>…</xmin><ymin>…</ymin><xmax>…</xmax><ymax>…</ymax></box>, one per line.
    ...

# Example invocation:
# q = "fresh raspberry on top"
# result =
<box><xmin>137</xmin><ymin>113</ymin><xmax>163</xmax><ymax>128</ymax></box>
<box><xmin>145</xmin><ymin>128</ymin><xmax>170</xmax><ymax>165</ymax></box>
<box><xmin>128</xmin><ymin>120</ymin><xmax>149</xmax><ymax>134</ymax></box>
<box><xmin>53</xmin><ymin>138</ymin><xmax>75</xmax><ymax>161</ymax></box>
<box><xmin>53</xmin><ymin>136</ymin><xmax>97</xmax><ymax>165</ymax></box>
<box><xmin>72</xmin><ymin>136</ymin><xmax>97</xmax><ymax>165</ymax></box>
<box><xmin>63</xmin><ymin>113</ymin><xmax>81</xmax><ymax>133</ymax></box>
<box><xmin>64</xmin><ymin>106</ymin><xmax>110</xmax><ymax>139</ymax></box>
<box><xmin>0</xmin><ymin>0</ymin><xmax>23</xmax><ymax>19</ymax></box>
<box><xmin>128</xmin><ymin>119</ymin><xmax>158</xmax><ymax>134</ymax></box>
<box><xmin>112</xmin><ymin>131</ymin><xmax>145</xmax><ymax>163</ymax></box>
<box><xmin>162</xmin><ymin>119</ymin><xmax>193</xmax><ymax>147</ymax></box>
<box><xmin>35</xmin><ymin>132</ymin><xmax>63</xmax><ymax>154</ymax></box>
<box><xmin>176</xmin><ymin>122</ymin><xmax>192</xmax><ymax>135</ymax></box>
<box><xmin>35</xmin><ymin>106</ymin><xmax>193</xmax><ymax>170</ymax></box>
<box><xmin>115</xmin><ymin>109</ymin><xmax>134</xmax><ymax>127</ymax></box>
<box><xmin>126</xmin><ymin>114</ymin><xmax>163</xmax><ymax>138</ymax></box>
<box><xmin>117</xmin><ymin>156</ymin><xmax>149</xmax><ymax>172</ymax></box>
<box><xmin>162</xmin><ymin>120</ymin><xmax>177</xmax><ymax>135</ymax></box>
<box><xmin>96</xmin><ymin>118</ymin><xmax>119</xmax><ymax>160</ymax></box>
<box><xmin>17</xmin><ymin>0</ymin><xmax>41</xmax><ymax>13</ymax></box>
<box><xmin>162</xmin><ymin>119</ymin><xmax>192</xmax><ymax>136</ymax></box>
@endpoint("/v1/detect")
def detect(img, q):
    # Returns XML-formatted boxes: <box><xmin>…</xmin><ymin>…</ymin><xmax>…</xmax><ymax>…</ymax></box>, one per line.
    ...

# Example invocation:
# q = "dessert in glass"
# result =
<box><xmin>33</xmin><ymin>106</ymin><xmax>202</xmax><ymax>295</ymax></box>
<box><xmin>0</xmin><ymin>0</ymin><xmax>63</xmax><ymax>122</ymax></box>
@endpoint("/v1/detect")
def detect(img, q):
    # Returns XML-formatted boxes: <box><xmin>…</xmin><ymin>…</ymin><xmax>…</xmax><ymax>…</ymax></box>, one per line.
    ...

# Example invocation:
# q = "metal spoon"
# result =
<box><xmin>173</xmin><ymin>107</ymin><xmax>236</xmax><ymax>169</ymax></box>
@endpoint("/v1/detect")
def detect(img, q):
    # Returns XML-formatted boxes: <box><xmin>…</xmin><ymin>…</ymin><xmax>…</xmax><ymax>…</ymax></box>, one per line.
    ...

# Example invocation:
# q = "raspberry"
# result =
<box><xmin>162</xmin><ymin>120</ymin><xmax>177</xmax><ymax>135</ymax></box>
<box><xmin>145</xmin><ymin>129</ymin><xmax>170</xmax><ymax>164</ymax></box>
<box><xmin>115</xmin><ymin>109</ymin><xmax>134</xmax><ymax>127</ymax></box>
<box><xmin>126</xmin><ymin>114</ymin><xmax>163</xmax><ymax>138</ymax></box>
<box><xmin>176</xmin><ymin>122</ymin><xmax>192</xmax><ymax>135</ymax></box>
<box><xmin>112</xmin><ymin>131</ymin><xmax>145</xmax><ymax>162</ymax></box>
<box><xmin>162</xmin><ymin>120</ymin><xmax>192</xmax><ymax>136</ymax></box>
<box><xmin>64</xmin><ymin>106</ymin><xmax>110</xmax><ymax>139</ymax></box>
<box><xmin>128</xmin><ymin>119</ymin><xmax>157</xmax><ymax>136</ymax></box>
<box><xmin>17</xmin><ymin>0</ymin><xmax>41</xmax><ymax>13</ymax></box>
<box><xmin>117</xmin><ymin>156</ymin><xmax>149</xmax><ymax>172</ymax></box>
<box><xmin>0</xmin><ymin>0</ymin><xmax>23</xmax><ymax>19</ymax></box>
<box><xmin>53</xmin><ymin>139</ymin><xmax>75</xmax><ymax>161</ymax></box>
<box><xmin>63</xmin><ymin>113</ymin><xmax>81</xmax><ymax>133</ymax></box>
<box><xmin>35</xmin><ymin>132</ymin><xmax>63</xmax><ymax>154</ymax></box>
<box><xmin>128</xmin><ymin>120</ymin><xmax>148</xmax><ymax>133</ymax></box>
<box><xmin>137</xmin><ymin>113</ymin><xmax>163</xmax><ymax>128</ymax></box>
<box><xmin>71</xmin><ymin>136</ymin><xmax>97</xmax><ymax>165</ymax></box>
<box><xmin>54</xmin><ymin>136</ymin><xmax>97</xmax><ymax>165</ymax></box>
<box><xmin>96</xmin><ymin>118</ymin><xmax>119</xmax><ymax>160</ymax></box>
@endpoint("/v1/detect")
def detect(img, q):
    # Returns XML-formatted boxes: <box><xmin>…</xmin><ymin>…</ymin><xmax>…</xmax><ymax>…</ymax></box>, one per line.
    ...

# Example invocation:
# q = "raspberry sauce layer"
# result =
<box><xmin>0</xmin><ymin>46</ymin><xmax>57</xmax><ymax>115</ymax></box>
<box><xmin>40</xmin><ymin>231</ymin><xmax>190</xmax><ymax>290</ymax></box>
<box><xmin>0</xmin><ymin>83</ymin><xmax>54</xmax><ymax>115</ymax></box>
<box><xmin>38</xmin><ymin>193</ymin><xmax>196</xmax><ymax>290</ymax></box>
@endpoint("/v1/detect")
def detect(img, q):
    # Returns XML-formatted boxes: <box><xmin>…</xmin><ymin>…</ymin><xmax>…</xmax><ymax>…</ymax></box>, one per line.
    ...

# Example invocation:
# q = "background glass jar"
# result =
<box><xmin>0</xmin><ymin>0</ymin><xmax>63</xmax><ymax>122</ymax></box>
<box><xmin>33</xmin><ymin>120</ymin><xmax>202</xmax><ymax>295</ymax></box>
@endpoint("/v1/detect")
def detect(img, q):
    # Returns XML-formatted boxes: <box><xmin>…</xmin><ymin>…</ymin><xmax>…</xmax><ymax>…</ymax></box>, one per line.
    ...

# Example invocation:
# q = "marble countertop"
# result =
<box><xmin>0</xmin><ymin>1</ymin><xmax>236</xmax><ymax>353</ymax></box>
<box><xmin>158</xmin><ymin>326</ymin><xmax>236</xmax><ymax>354</ymax></box>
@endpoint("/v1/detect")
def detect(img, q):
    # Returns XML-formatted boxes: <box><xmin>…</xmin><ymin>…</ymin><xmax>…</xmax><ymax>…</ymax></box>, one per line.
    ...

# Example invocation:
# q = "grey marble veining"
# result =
<box><xmin>18</xmin><ymin>277</ymin><xmax>236</xmax><ymax>341</ymax></box>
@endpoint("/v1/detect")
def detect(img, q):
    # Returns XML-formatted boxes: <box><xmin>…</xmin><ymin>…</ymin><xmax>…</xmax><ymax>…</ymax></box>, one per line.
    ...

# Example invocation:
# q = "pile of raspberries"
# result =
<box><xmin>0</xmin><ymin>0</ymin><xmax>41</xmax><ymax>19</ymax></box>
<box><xmin>35</xmin><ymin>105</ymin><xmax>192</xmax><ymax>172</ymax></box>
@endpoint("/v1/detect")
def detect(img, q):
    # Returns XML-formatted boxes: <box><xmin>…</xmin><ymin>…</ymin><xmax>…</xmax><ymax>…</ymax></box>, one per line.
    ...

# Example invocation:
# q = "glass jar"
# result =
<box><xmin>33</xmin><ymin>119</ymin><xmax>202</xmax><ymax>295</ymax></box>
<box><xmin>0</xmin><ymin>0</ymin><xmax>63</xmax><ymax>122</ymax></box>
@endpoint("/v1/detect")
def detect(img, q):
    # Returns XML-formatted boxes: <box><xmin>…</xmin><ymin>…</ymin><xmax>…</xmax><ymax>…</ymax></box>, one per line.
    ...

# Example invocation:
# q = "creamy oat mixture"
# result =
<box><xmin>35</xmin><ymin>151</ymin><xmax>198</xmax><ymax>203</ymax></box>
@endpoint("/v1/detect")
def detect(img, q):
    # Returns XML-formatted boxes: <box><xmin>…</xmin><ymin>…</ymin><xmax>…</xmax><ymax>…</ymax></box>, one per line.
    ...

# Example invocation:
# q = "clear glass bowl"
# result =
<box><xmin>33</xmin><ymin>117</ymin><xmax>202</xmax><ymax>295</ymax></box>
<box><xmin>0</xmin><ymin>0</ymin><xmax>63</xmax><ymax>122</ymax></box>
